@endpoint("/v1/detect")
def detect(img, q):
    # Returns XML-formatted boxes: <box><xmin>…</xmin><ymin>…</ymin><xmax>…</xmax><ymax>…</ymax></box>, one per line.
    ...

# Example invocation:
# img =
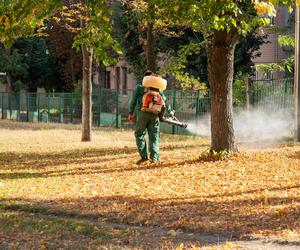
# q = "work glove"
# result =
<box><xmin>168</xmin><ymin>110</ymin><xmax>175</xmax><ymax>118</ymax></box>
<box><xmin>128</xmin><ymin>114</ymin><xmax>135</xmax><ymax>122</ymax></box>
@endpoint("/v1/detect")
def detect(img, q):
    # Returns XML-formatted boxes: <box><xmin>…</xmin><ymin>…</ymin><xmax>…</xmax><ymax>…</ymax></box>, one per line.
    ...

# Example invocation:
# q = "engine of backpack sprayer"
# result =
<box><xmin>142</xmin><ymin>75</ymin><xmax>188</xmax><ymax>129</ymax></box>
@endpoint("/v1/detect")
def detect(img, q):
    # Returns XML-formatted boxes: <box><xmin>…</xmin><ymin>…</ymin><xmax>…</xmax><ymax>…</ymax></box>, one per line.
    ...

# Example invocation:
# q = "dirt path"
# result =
<box><xmin>3</xmin><ymin>201</ymin><xmax>300</xmax><ymax>249</ymax></box>
<box><xmin>72</xmin><ymin>217</ymin><xmax>300</xmax><ymax>249</ymax></box>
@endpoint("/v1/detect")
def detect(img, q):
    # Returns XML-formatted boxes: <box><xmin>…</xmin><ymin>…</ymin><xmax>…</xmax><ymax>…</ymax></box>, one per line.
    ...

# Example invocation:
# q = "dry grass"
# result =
<box><xmin>0</xmin><ymin>120</ymin><xmax>300</xmax><ymax>249</ymax></box>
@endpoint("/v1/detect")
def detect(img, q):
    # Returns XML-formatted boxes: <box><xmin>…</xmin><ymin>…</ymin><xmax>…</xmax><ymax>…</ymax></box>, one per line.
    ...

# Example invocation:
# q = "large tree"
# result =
<box><xmin>148</xmin><ymin>0</ymin><xmax>292</xmax><ymax>152</ymax></box>
<box><xmin>114</xmin><ymin>0</ymin><xmax>266</xmax><ymax>89</ymax></box>
<box><xmin>46</xmin><ymin>15</ymin><xmax>82</xmax><ymax>90</ymax></box>
<box><xmin>114</xmin><ymin>0</ymin><xmax>185</xmax><ymax>74</ymax></box>
<box><xmin>53</xmin><ymin>0</ymin><xmax>121</xmax><ymax>141</ymax></box>
<box><xmin>0</xmin><ymin>0</ymin><xmax>61</xmax><ymax>90</ymax></box>
<box><xmin>0</xmin><ymin>38</ymin><xmax>61</xmax><ymax>92</ymax></box>
<box><xmin>123</xmin><ymin>0</ymin><xmax>158</xmax><ymax>71</ymax></box>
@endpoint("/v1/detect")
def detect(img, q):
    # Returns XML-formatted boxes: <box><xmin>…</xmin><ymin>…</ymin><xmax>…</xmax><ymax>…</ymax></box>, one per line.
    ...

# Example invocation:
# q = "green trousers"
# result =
<box><xmin>135</xmin><ymin>111</ymin><xmax>160</xmax><ymax>161</ymax></box>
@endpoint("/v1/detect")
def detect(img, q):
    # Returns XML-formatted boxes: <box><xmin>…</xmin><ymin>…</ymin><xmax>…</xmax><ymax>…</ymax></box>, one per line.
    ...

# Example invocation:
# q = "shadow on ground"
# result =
<box><xmin>0</xmin><ymin>143</ymin><xmax>205</xmax><ymax>172</ymax></box>
<box><xmin>2</xmin><ymin>142</ymin><xmax>299</xmax><ymax>246</ymax></box>
<box><xmin>1</xmin><ymin>183</ymin><xmax>299</xmax><ymax>242</ymax></box>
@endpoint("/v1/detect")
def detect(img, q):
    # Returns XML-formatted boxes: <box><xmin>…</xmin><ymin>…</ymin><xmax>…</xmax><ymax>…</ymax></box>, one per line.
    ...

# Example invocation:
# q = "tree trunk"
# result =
<box><xmin>71</xmin><ymin>52</ymin><xmax>76</xmax><ymax>87</ymax></box>
<box><xmin>6</xmin><ymin>72</ymin><xmax>12</xmax><ymax>92</ymax></box>
<box><xmin>207</xmin><ymin>30</ymin><xmax>239</xmax><ymax>152</ymax></box>
<box><xmin>146</xmin><ymin>22</ymin><xmax>156</xmax><ymax>72</ymax></box>
<box><xmin>81</xmin><ymin>45</ymin><xmax>93</xmax><ymax>142</ymax></box>
<box><xmin>4</xmin><ymin>48</ymin><xmax>12</xmax><ymax>92</ymax></box>
<box><xmin>295</xmin><ymin>5</ymin><xmax>300</xmax><ymax>141</ymax></box>
<box><xmin>246</xmin><ymin>76</ymin><xmax>253</xmax><ymax>112</ymax></box>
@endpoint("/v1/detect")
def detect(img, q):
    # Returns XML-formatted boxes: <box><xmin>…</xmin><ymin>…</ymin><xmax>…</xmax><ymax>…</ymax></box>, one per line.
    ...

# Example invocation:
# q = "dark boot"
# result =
<box><xmin>136</xmin><ymin>157</ymin><xmax>148</xmax><ymax>165</ymax></box>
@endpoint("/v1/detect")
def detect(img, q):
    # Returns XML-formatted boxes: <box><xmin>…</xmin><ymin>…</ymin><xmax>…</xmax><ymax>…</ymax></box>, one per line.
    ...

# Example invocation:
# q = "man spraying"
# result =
<box><xmin>128</xmin><ymin>71</ymin><xmax>172</xmax><ymax>164</ymax></box>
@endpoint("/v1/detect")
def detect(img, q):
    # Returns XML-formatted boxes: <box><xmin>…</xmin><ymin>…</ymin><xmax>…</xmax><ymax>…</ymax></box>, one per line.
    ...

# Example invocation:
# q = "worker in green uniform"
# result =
<box><xmin>128</xmin><ymin>71</ymin><xmax>171</xmax><ymax>164</ymax></box>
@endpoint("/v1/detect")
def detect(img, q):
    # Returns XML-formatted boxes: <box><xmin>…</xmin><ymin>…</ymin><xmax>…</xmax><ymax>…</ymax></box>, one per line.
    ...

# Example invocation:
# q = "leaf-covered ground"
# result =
<box><xmin>0</xmin><ymin>120</ymin><xmax>300</xmax><ymax>249</ymax></box>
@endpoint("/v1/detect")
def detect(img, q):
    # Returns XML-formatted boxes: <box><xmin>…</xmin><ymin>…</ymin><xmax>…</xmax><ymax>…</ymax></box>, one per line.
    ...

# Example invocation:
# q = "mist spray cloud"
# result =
<box><xmin>187</xmin><ymin>108</ymin><xmax>293</xmax><ymax>144</ymax></box>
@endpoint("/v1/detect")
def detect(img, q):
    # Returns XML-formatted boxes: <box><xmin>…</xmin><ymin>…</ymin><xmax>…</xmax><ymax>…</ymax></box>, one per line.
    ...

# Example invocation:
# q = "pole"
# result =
<box><xmin>196</xmin><ymin>90</ymin><xmax>200</xmax><ymax>116</ymax></box>
<box><xmin>70</xmin><ymin>93</ymin><xmax>74</xmax><ymax>124</ymax></box>
<box><xmin>26</xmin><ymin>93</ymin><xmax>29</xmax><ymax>122</ymax></box>
<box><xmin>37</xmin><ymin>93</ymin><xmax>40</xmax><ymax>122</ymax></box>
<box><xmin>172</xmin><ymin>89</ymin><xmax>176</xmax><ymax>134</ymax></box>
<box><xmin>8</xmin><ymin>92</ymin><xmax>11</xmax><ymax>119</ymax></box>
<box><xmin>116</xmin><ymin>88</ymin><xmax>119</xmax><ymax>128</ymax></box>
<box><xmin>246</xmin><ymin>76</ymin><xmax>253</xmax><ymax>111</ymax></box>
<box><xmin>59</xmin><ymin>94</ymin><xmax>62</xmax><ymax>123</ymax></box>
<box><xmin>47</xmin><ymin>94</ymin><xmax>50</xmax><ymax>123</ymax></box>
<box><xmin>18</xmin><ymin>92</ymin><xmax>21</xmax><ymax>121</ymax></box>
<box><xmin>98</xmin><ymin>88</ymin><xmax>102</xmax><ymax>126</ymax></box>
<box><xmin>1</xmin><ymin>92</ymin><xmax>4</xmax><ymax>119</ymax></box>
<box><xmin>295</xmin><ymin>3</ymin><xmax>300</xmax><ymax>141</ymax></box>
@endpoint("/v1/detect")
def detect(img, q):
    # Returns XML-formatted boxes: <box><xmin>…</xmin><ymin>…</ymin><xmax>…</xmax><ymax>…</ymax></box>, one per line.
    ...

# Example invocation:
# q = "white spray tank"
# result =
<box><xmin>142</xmin><ymin>75</ymin><xmax>167</xmax><ymax>91</ymax></box>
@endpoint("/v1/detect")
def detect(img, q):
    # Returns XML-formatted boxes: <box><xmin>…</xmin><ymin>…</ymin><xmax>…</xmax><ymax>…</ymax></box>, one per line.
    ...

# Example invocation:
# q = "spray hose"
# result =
<box><xmin>160</xmin><ymin>115</ymin><xmax>188</xmax><ymax>128</ymax></box>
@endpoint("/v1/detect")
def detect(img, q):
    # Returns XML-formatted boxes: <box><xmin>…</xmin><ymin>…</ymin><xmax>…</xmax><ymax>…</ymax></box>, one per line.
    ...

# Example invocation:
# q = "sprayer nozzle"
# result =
<box><xmin>160</xmin><ymin>117</ymin><xmax>188</xmax><ymax>129</ymax></box>
<box><xmin>182</xmin><ymin>123</ymin><xmax>188</xmax><ymax>129</ymax></box>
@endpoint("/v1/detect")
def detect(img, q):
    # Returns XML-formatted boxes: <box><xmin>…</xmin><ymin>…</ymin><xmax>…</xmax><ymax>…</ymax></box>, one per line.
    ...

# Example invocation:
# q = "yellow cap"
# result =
<box><xmin>142</xmin><ymin>76</ymin><xmax>167</xmax><ymax>91</ymax></box>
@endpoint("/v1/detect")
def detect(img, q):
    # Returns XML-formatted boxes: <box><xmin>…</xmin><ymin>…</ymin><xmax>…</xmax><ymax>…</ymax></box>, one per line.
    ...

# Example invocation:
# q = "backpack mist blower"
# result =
<box><xmin>160</xmin><ymin>115</ymin><xmax>188</xmax><ymax>129</ymax></box>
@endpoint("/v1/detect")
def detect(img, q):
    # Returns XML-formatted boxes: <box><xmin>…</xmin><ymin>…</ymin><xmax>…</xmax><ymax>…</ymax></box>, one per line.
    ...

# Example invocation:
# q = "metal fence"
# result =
<box><xmin>0</xmin><ymin>78</ymin><xmax>295</xmax><ymax>134</ymax></box>
<box><xmin>252</xmin><ymin>78</ymin><xmax>294</xmax><ymax>110</ymax></box>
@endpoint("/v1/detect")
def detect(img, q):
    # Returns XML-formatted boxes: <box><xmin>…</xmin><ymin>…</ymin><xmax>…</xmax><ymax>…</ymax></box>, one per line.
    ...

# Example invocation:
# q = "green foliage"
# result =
<box><xmin>159</xmin><ymin>28</ymin><xmax>265</xmax><ymax>89</ymax></box>
<box><xmin>65</xmin><ymin>0</ymin><xmax>122</xmax><ymax>66</ymax></box>
<box><xmin>255</xmin><ymin>10</ymin><xmax>294</xmax><ymax>78</ymax></box>
<box><xmin>278</xmin><ymin>34</ymin><xmax>295</xmax><ymax>48</ymax></box>
<box><xmin>113</xmin><ymin>1</ymin><xmax>266</xmax><ymax>88</ymax></box>
<box><xmin>0</xmin><ymin>38</ymin><xmax>62</xmax><ymax>91</ymax></box>
<box><xmin>13</xmin><ymin>80</ymin><xmax>25</xmax><ymax>92</ymax></box>
<box><xmin>0</xmin><ymin>46</ymin><xmax>28</xmax><ymax>81</ymax></box>
<box><xmin>233</xmin><ymin>73</ymin><xmax>247</xmax><ymax>107</ymax></box>
<box><xmin>255</xmin><ymin>63</ymin><xmax>284</xmax><ymax>75</ymax></box>
<box><xmin>111</xmin><ymin>1</ymin><xmax>147</xmax><ymax>81</ymax></box>
<box><xmin>74</xmin><ymin>80</ymin><xmax>83</xmax><ymax>97</ymax></box>
<box><xmin>255</xmin><ymin>57</ymin><xmax>294</xmax><ymax>77</ymax></box>
<box><xmin>159</xmin><ymin>41</ymin><xmax>206</xmax><ymax>89</ymax></box>
<box><xmin>0</xmin><ymin>0</ymin><xmax>61</xmax><ymax>47</ymax></box>
<box><xmin>277</xmin><ymin>35</ymin><xmax>294</xmax><ymax>75</ymax></box>
<box><xmin>13</xmin><ymin>38</ymin><xmax>60</xmax><ymax>91</ymax></box>
<box><xmin>158</xmin><ymin>0</ymin><xmax>267</xmax><ymax>38</ymax></box>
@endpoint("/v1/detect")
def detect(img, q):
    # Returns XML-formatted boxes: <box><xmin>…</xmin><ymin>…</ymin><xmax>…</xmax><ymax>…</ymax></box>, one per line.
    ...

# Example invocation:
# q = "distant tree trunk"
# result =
<box><xmin>146</xmin><ymin>22</ymin><xmax>156</xmax><ymax>72</ymax></box>
<box><xmin>4</xmin><ymin>48</ymin><xmax>12</xmax><ymax>92</ymax></box>
<box><xmin>6</xmin><ymin>72</ymin><xmax>12</xmax><ymax>92</ymax></box>
<box><xmin>70</xmin><ymin>52</ymin><xmax>76</xmax><ymax>87</ymax></box>
<box><xmin>207</xmin><ymin>30</ymin><xmax>239</xmax><ymax>152</ymax></box>
<box><xmin>246</xmin><ymin>76</ymin><xmax>253</xmax><ymax>111</ymax></box>
<box><xmin>81</xmin><ymin>45</ymin><xmax>93</xmax><ymax>141</ymax></box>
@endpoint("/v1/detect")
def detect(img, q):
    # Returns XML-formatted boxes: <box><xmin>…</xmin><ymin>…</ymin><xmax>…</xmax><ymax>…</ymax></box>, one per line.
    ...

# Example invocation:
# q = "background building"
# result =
<box><xmin>253</xmin><ymin>6</ymin><xmax>292</xmax><ymax>80</ymax></box>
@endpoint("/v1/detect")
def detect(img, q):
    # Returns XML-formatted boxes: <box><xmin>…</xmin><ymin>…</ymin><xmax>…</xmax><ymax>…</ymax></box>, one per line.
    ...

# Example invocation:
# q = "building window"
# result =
<box><xmin>263</xmin><ymin>71</ymin><xmax>273</xmax><ymax>80</ymax></box>
<box><xmin>285</xmin><ymin>7</ymin><xmax>294</xmax><ymax>25</ymax></box>
<box><xmin>105</xmin><ymin>71</ymin><xmax>111</xmax><ymax>89</ymax></box>
<box><xmin>122</xmin><ymin>67</ymin><xmax>128</xmax><ymax>94</ymax></box>
<box><xmin>116</xmin><ymin>67</ymin><xmax>120</xmax><ymax>90</ymax></box>
<box><xmin>251</xmin><ymin>71</ymin><xmax>259</xmax><ymax>81</ymax></box>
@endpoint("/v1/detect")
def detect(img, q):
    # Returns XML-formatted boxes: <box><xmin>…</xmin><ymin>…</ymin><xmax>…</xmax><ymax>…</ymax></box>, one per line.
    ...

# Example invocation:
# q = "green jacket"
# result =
<box><xmin>128</xmin><ymin>85</ymin><xmax>170</xmax><ymax>116</ymax></box>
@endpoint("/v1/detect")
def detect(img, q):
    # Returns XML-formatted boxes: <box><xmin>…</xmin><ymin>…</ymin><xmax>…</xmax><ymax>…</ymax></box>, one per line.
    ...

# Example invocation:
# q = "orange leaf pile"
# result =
<box><xmin>0</xmin><ymin>121</ymin><xmax>299</xmax><ymax>245</ymax></box>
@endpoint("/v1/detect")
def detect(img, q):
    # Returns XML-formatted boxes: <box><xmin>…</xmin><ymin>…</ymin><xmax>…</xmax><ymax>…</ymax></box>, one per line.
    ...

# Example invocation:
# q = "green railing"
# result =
<box><xmin>0</xmin><ymin>78</ymin><xmax>295</xmax><ymax>134</ymax></box>
<box><xmin>252</xmin><ymin>78</ymin><xmax>294</xmax><ymax>110</ymax></box>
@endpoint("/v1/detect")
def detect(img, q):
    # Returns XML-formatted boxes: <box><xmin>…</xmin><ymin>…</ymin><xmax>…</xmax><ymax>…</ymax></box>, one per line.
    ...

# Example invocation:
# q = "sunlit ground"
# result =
<box><xmin>0</xmin><ymin>120</ymin><xmax>299</xmax><ymax>249</ymax></box>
